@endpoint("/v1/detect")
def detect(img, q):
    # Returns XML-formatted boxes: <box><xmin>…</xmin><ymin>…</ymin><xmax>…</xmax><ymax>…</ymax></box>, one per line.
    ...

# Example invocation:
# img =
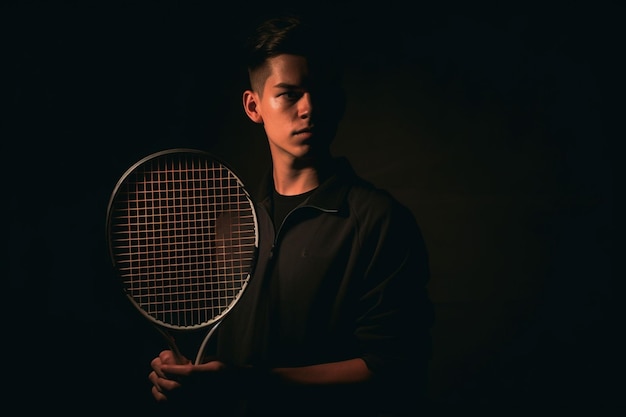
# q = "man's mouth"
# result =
<box><xmin>294</xmin><ymin>126</ymin><xmax>314</xmax><ymax>135</ymax></box>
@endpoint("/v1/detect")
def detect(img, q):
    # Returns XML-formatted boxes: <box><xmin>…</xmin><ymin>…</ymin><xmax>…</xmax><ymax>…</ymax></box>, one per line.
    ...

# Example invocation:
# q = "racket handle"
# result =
<box><xmin>168</xmin><ymin>340</ymin><xmax>190</xmax><ymax>365</ymax></box>
<box><xmin>154</xmin><ymin>326</ymin><xmax>190</xmax><ymax>365</ymax></box>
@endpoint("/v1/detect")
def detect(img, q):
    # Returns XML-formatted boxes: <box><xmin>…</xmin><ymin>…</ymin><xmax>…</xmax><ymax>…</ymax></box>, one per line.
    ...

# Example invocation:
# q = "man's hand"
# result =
<box><xmin>148</xmin><ymin>349</ymin><xmax>226</xmax><ymax>402</ymax></box>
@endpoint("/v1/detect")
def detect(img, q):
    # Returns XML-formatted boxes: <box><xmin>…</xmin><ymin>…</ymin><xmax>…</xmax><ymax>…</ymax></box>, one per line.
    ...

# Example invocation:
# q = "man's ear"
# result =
<box><xmin>242</xmin><ymin>90</ymin><xmax>263</xmax><ymax>124</ymax></box>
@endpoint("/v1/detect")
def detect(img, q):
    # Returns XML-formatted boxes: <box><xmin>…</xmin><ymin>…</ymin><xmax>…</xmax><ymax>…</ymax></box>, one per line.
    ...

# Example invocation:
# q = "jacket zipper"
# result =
<box><xmin>268</xmin><ymin>204</ymin><xmax>338</xmax><ymax>260</ymax></box>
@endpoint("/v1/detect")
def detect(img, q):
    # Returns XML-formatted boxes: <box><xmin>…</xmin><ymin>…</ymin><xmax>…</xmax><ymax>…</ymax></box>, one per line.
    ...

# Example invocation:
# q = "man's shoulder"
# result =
<box><xmin>332</xmin><ymin>158</ymin><xmax>396</xmax><ymax>204</ymax></box>
<box><xmin>344</xmin><ymin>175</ymin><xmax>416</xmax><ymax>224</ymax></box>
<box><xmin>326</xmin><ymin>157</ymin><xmax>416</xmax><ymax>220</ymax></box>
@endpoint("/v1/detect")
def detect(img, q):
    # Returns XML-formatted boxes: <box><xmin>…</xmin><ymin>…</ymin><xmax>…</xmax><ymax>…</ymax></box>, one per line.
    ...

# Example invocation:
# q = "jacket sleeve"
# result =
<box><xmin>355</xmin><ymin>196</ymin><xmax>434</xmax><ymax>409</ymax></box>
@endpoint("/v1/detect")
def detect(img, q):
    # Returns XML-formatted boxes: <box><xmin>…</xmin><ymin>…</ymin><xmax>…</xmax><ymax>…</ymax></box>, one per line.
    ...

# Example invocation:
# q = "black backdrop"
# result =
<box><xmin>7</xmin><ymin>1</ymin><xmax>614</xmax><ymax>415</ymax></box>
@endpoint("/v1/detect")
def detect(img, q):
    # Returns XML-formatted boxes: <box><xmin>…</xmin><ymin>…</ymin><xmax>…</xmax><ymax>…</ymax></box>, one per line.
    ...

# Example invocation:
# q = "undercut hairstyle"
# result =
<box><xmin>244</xmin><ymin>13</ymin><xmax>343</xmax><ymax>93</ymax></box>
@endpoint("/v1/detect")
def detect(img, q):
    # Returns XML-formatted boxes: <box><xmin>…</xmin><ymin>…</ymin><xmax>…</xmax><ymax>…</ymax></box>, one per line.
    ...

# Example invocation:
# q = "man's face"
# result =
<box><xmin>251</xmin><ymin>54</ymin><xmax>342</xmax><ymax>163</ymax></box>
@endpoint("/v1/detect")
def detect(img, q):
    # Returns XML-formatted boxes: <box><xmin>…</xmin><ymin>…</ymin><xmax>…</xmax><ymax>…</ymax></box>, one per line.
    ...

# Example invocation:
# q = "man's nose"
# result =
<box><xmin>298</xmin><ymin>92</ymin><xmax>313</xmax><ymax>119</ymax></box>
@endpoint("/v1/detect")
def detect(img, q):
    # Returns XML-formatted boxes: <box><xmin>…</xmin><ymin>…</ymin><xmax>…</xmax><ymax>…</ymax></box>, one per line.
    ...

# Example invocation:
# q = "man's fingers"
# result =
<box><xmin>151</xmin><ymin>385</ymin><xmax>168</xmax><ymax>402</ymax></box>
<box><xmin>149</xmin><ymin>370</ymin><xmax>182</xmax><ymax>392</ymax></box>
<box><xmin>196</xmin><ymin>360</ymin><xmax>226</xmax><ymax>372</ymax></box>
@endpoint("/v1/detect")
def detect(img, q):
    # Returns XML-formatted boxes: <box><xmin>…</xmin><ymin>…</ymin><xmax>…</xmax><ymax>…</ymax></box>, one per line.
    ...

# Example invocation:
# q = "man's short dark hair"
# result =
<box><xmin>245</xmin><ymin>13</ymin><xmax>343</xmax><ymax>89</ymax></box>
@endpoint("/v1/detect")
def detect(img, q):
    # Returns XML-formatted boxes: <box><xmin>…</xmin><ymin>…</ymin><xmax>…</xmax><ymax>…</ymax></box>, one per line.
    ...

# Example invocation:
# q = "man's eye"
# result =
<box><xmin>280</xmin><ymin>91</ymin><xmax>302</xmax><ymax>100</ymax></box>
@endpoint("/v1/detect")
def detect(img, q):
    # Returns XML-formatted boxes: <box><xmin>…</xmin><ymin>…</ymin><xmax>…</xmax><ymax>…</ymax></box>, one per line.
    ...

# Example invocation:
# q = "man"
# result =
<box><xmin>148</xmin><ymin>12</ymin><xmax>433</xmax><ymax>416</ymax></box>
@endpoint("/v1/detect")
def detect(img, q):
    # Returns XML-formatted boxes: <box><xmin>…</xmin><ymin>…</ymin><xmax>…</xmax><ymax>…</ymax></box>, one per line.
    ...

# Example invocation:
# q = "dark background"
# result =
<box><xmin>7</xmin><ymin>0</ymin><xmax>614</xmax><ymax>415</ymax></box>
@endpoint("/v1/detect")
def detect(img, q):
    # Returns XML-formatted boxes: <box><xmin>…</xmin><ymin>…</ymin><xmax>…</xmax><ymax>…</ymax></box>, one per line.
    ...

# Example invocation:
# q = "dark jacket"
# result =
<box><xmin>212</xmin><ymin>157</ymin><xmax>433</xmax><ymax>416</ymax></box>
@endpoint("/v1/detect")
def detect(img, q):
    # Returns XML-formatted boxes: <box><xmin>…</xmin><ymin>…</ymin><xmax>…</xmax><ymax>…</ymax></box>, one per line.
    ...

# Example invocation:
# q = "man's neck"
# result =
<box><xmin>272</xmin><ymin>164</ymin><xmax>319</xmax><ymax>196</ymax></box>
<box><xmin>270</xmin><ymin>149</ymin><xmax>333</xmax><ymax>195</ymax></box>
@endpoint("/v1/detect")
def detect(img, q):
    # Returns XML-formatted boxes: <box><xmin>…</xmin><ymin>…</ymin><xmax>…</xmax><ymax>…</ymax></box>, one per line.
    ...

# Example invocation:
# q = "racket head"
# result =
<box><xmin>106</xmin><ymin>148</ymin><xmax>258</xmax><ymax>331</ymax></box>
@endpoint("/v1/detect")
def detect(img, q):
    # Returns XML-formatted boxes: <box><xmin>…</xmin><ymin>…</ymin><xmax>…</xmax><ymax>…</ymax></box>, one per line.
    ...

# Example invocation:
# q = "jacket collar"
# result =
<box><xmin>254</xmin><ymin>157</ymin><xmax>357</xmax><ymax>213</ymax></box>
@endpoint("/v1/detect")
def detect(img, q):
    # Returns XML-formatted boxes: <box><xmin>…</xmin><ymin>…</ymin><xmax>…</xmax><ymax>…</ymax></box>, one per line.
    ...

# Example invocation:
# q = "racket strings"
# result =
<box><xmin>110</xmin><ymin>154</ymin><xmax>256</xmax><ymax>328</ymax></box>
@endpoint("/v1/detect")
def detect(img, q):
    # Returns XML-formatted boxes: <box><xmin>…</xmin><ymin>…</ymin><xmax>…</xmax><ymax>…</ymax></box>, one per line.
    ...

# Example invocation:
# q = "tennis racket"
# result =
<box><xmin>106</xmin><ymin>148</ymin><xmax>258</xmax><ymax>365</ymax></box>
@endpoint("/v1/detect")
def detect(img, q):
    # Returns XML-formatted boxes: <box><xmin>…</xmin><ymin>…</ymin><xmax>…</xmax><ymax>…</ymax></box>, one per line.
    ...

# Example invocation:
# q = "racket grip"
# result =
<box><xmin>154</xmin><ymin>326</ymin><xmax>190</xmax><ymax>365</ymax></box>
<box><xmin>169</xmin><ymin>342</ymin><xmax>190</xmax><ymax>365</ymax></box>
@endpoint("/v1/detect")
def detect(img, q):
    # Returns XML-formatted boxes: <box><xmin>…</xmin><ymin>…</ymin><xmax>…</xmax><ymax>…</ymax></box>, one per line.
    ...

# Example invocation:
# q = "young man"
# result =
<box><xmin>148</xmin><ymin>12</ymin><xmax>433</xmax><ymax>416</ymax></box>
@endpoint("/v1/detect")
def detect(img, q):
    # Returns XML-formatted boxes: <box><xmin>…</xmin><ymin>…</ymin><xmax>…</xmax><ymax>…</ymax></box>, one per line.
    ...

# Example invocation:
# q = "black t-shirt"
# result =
<box><xmin>271</xmin><ymin>189</ymin><xmax>314</xmax><ymax>232</ymax></box>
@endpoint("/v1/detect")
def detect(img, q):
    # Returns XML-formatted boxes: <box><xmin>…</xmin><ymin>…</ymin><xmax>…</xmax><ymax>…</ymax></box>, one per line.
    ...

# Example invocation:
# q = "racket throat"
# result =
<box><xmin>154</xmin><ymin>326</ymin><xmax>189</xmax><ymax>365</ymax></box>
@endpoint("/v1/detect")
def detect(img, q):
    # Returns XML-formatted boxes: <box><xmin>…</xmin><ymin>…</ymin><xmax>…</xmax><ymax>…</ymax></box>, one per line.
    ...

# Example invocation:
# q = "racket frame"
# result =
<box><xmin>105</xmin><ymin>148</ymin><xmax>259</xmax><ymax>364</ymax></box>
